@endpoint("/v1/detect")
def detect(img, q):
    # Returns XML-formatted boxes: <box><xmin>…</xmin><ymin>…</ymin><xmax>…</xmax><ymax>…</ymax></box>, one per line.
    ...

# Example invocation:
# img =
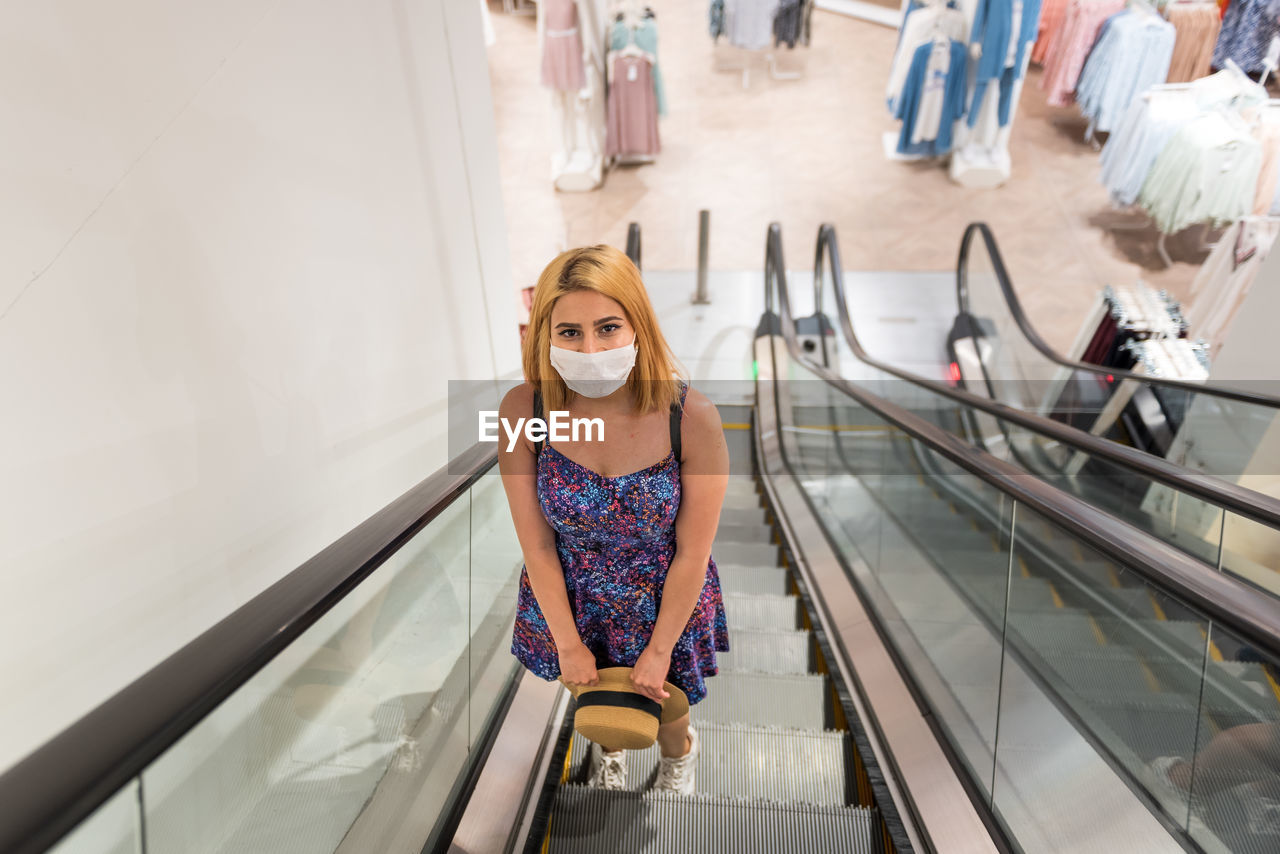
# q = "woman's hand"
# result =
<box><xmin>557</xmin><ymin>640</ymin><xmax>599</xmax><ymax>687</ymax></box>
<box><xmin>630</xmin><ymin>646</ymin><xmax>672</xmax><ymax>704</ymax></box>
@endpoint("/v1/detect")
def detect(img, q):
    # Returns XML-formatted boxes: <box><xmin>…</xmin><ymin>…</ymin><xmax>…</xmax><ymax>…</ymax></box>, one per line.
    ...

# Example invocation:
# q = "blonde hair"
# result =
<box><xmin>523</xmin><ymin>245</ymin><xmax>683</xmax><ymax>413</ymax></box>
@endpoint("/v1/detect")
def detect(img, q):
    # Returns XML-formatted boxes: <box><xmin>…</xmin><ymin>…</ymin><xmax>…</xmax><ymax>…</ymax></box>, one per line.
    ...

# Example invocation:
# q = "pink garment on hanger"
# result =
<box><xmin>1032</xmin><ymin>0</ymin><xmax>1069</xmax><ymax>64</ymax></box>
<box><xmin>1040</xmin><ymin>0</ymin><xmax>1125</xmax><ymax>107</ymax></box>
<box><xmin>1253</xmin><ymin>123</ymin><xmax>1280</xmax><ymax>215</ymax></box>
<box><xmin>542</xmin><ymin>0</ymin><xmax>585</xmax><ymax>92</ymax></box>
<box><xmin>606</xmin><ymin>55</ymin><xmax>660</xmax><ymax>157</ymax></box>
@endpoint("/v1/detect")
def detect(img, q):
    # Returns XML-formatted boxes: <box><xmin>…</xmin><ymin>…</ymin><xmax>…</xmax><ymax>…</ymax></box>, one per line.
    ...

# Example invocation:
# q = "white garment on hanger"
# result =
<box><xmin>912</xmin><ymin>39</ymin><xmax>955</xmax><ymax>144</ymax></box>
<box><xmin>887</xmin><ymin>5</ymin><xmax>966</xmax><ymax>111</ymax></box>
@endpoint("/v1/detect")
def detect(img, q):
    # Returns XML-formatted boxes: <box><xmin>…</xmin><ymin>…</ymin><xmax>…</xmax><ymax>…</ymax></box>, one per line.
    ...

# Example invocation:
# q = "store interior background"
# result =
<box><xmin>487</xmin><ymin>0</ymin><xmax>1216</xmax><ymax>355</ymax></box>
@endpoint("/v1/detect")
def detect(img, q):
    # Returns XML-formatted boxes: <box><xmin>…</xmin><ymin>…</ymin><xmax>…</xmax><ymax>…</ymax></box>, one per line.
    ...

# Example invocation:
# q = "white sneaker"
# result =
<box><xmin>588</xmin><ymin>742</ymin><xmax>627</xmax><ymax>790</ymax></box>
<box><xmin>653</xmin><ymin>725</ymin><xmax>699</xmax><ymax>795</ymax></box>
<box><xmin>1147</xmin><ymin>756</ymin><xmax>1207</xmax><ymax>822</ymax></box>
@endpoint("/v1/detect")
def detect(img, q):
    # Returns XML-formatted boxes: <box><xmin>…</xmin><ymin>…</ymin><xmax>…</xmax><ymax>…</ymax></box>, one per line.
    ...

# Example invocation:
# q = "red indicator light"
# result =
<box><xmin>948</xmin><ymin>362</ymin><xmax>962</xmax><ymax>383</ymax></box>
<box><xmin>1106</xmin><ymin>374</ymin><xmax>1114</xmax><ymax>383</ymax></box>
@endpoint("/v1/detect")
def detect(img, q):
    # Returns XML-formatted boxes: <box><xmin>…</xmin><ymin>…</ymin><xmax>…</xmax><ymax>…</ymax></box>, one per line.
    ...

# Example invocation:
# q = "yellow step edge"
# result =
<box><xmin>1139</xmin><ymin>660</ymin><xmax>1162</xmax><ymax>693</ymax></box>
<box><xmin>1148</xmin><ymin>592</ymin><xmax>1169</xmax><ymax>622</ymax></box>
<box><xmin>1048</xmin><ymin>583</ymin><xmax>1065</xmax><ymax>609</ymax></box>
<box><xmin>1089</xmin><ymin>616</ymin><xmax>1108</xmax><ymax>646</ymax></box>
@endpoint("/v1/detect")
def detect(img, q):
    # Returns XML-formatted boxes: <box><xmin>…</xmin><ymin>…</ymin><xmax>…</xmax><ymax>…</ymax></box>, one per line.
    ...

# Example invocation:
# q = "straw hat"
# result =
<box><xmin>561</xmin><ymin>666</ymin><xmax>690</xmax><ymax>749</ymax></box>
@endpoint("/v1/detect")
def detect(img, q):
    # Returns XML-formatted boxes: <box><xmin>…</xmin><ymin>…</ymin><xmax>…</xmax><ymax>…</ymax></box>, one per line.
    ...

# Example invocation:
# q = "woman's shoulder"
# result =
<box><xmin>679</xmin><ymin>386</ymin><xmax>723</xmax><ymax>434</ymax></box>
<box><xmin>500</xmin><ymin>382</ymin><xmax>536</xmax><ymax>418</ymax></box>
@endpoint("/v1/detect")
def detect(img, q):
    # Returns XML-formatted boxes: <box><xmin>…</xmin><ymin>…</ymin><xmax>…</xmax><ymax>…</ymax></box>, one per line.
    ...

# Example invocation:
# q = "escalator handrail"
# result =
<box><xmin>765</xmin><ymin>221</ymin><xmax>1280</xmax><ymax>665</ymax></box>
<box><xmin>0</xmin><ymin>441</ymin><xmax>500</xmax><ymax>854</ymax></box>
<box><xmin>626</xmin><ymin>222</ymin><xmax>642</xmax><ymax>269</ymax></box>
<box><xmin>957</xmin><ymin>221</ymin><xmax>1280</xmax><ymax>409</ymax></box>
<box><xmin>812</xmin><ymin>223</ymin><xmax>1280</xmax><ymax>537</ymax></box>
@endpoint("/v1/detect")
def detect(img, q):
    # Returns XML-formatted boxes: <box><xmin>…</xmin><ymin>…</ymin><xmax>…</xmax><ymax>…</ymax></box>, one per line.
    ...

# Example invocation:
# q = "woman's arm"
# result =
<box><xmin>631</xmin><ymin>388</ymin><xmax>729</xmax><ymax>702</ymax></box>
<box><xmin>498</xmin><ymin>384</ymin><xmax>599</xmax><ymax>686</ymax></box>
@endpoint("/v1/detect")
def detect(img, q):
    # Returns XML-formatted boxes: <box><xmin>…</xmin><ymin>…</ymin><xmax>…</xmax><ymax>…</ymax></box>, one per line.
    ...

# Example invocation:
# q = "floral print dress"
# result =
<box><xmin>510</xmin><ymin>389</ymin><xmax>730</xmax><ymax>704</ymax></box>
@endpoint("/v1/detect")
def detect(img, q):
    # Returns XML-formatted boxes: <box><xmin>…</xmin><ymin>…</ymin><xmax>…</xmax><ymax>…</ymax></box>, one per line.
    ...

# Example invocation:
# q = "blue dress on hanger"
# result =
<box><xmin>1212</xmin><ymin>0</ymin><xmax>1280</xmax><ymax>74</ymax></box>
<box><xmin>895</xmin><ymin>38</ymin><xmax>968</xmax><ymax>156</ymax></box>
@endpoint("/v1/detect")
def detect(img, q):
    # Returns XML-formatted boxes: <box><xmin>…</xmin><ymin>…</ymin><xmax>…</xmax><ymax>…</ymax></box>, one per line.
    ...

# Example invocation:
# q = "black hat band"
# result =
<box><xmin>575</xmin><ymin>691</ymin><xmax>662</xmax><ymax>719</ymax></box>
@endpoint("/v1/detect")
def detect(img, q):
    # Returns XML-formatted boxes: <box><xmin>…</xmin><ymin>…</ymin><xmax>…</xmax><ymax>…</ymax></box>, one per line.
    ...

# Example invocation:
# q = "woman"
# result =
<box><xmin>500</xmin><ymin>245</ymin><xmax>730</xmax><ymax>793</ymax></box>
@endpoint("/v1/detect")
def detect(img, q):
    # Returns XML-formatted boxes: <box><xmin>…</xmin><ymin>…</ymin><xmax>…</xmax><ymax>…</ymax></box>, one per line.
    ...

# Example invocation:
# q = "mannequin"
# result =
<box><xmin>539</xmin><ymin>0</ymin><xmax>609</xmax><ymax>191</ymax></box>
<box><xmin>950</xmin><ymin>0</ymin><xmax>1039</xmax><ymax>187</ymax></box>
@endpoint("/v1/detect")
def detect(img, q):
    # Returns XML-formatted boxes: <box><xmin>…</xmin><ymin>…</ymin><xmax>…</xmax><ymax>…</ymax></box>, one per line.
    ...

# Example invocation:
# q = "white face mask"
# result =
<box><xmin>549</xmin><ymin>341</ymin><xmax>638</xmax><ymax>398</ymax></box>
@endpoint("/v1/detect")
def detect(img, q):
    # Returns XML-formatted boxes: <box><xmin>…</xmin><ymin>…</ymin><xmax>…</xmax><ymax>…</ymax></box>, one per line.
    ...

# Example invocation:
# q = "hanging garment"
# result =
<box><xmin>723</xmin><ymin>0</ymin><xmax>783</xmax><ymax>50</ymax></box>
<box><xmin>1075</xmin><ymin>10</ymin><xmax>1176</xmax><ymax>134</ymax></box>
<box><xmin>610</xmin><ymin>17</ymin><xmax>667</xmax><ymax>116</ymax></box>
<box><xmin>1040</xmin><ymin>0</ymin><xmax>1126</xmax><ymax>107</ymax></box>
<box><xmin>606</xmin><ymin>54</ymin><xmax>661</xmax><ymax>157</ymax></box>
<box><xmin>1252</xmin><ymin>117</ymin><xmax>1280</xmax><ymax>215</ymax></box>
<box><xmin>886</xmin><ymin>3</ymin><xmax>966</xmax><ymax>113</ymax></box>
<box><xmin>895</xmin><ymin>38</ymin><xmax>969</xmax><ymax>156</ymax></box>
<box><xmin>1138</xmin><ymin>112</ymin><xmax>1263</xmax><ymax>233</ymax></box>
<box><xmin>542</xmin><ymin>0</ymin><xmax>586</xmax><ymax>91</ymax></box>
<box><xmin>774</xmin><ymin>0</ymin><xmax>805</xmax><ymax>48</ymax></box>
<box><xmin>710</xmin><ymin>0</ymin><xmax>726</xmax><ymax>38</ymax></box>
<box><xmin>1100</xmin><ymin>92</ymin><xmax>1200</xmax><ymax>206</ymax></box>
<box><xmin>1165</xmin><ymin>3</ymin><xmax>1222</xmax><ymax>83</ymax></box>
<box><xmin>968</xmin><ymin>0</ymin><xmax>1044</xmax><ymax>127</ymax></box>
<box><xmin>1032</xmin><ymin>0</ymin><xmax>1070</xmax><ymax>63</ymax></box>
<box><xmin>1212</xmin><ymin>0</ymin><xmax>1280</xmax><ymax>74</ymax></box>
<box><xmin>1188</xmin><ymin>218</ymin><xmax>1280</xmax><ymax>349</ymax></box>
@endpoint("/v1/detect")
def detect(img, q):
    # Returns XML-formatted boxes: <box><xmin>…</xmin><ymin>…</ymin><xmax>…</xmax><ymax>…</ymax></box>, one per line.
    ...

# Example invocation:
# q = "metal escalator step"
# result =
<box><xmin>718</xmin><ymin>507</ymin><xmax>767</xmax><ymax>528</ymax></box>
<box><xmin>1015</xmin><ymin>611</ymin><xmax>1109</xmax><ymax>651</ymax></box>
<box><xmin>567</xmin><ymin>723</ymin><xmax>850</xmax><ymax>804</ymax></box>
<box><xmin>719</xmin><ymin>628</ymin><xmax>812</xmax><ymax>674</ymax></box>
<box><xmin>716</xmin><ymin>566</ymin><xmax>791</xmax><ymax>597</ymax></box>
<box><xmin>722</xmin><ymin>592</ymin><xmax>800</xmax><ymax>630</ymax></box>
<box><xmin>715</xmin><ymin>523</ymin><xmax>774</xmax><ymax>544</ymax></box>
<box><xmin>546</xmin><ymin>786</ymin><xmax>880</xmax><ymax>853</ymax></box>
<box><xmin>1039</xmin><ymin>651</ymin><xmax>1153</xmax><ymax>696</ymax></box>
<box><xmin>723</xmin><ymin>479</ymin><xmax>760</xmax><ymax>499</ymax></box>
<box><xmin>694</xmin><ymin>672</ymin><xmax>828</xmax><ymax>729</ymax></box>
<box><xmin>715</xmin><ymin>542</ymin><xmax>779</xmax><ymax>566</ymax></box>
<box><xmin>721</xmin><ymin>492</ymin><xmax>762</xmax><ymax>512</ymax></box>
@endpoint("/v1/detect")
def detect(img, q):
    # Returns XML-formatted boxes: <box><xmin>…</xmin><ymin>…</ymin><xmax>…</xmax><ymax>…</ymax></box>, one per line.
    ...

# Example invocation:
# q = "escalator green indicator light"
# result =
<box><xmin>751</xmin><ymin>359</ymin><xmax>758</xmax><ymax>380</ymax></box>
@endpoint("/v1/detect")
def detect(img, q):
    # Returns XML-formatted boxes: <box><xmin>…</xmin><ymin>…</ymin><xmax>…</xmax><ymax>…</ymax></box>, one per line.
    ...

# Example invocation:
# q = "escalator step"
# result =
<box><xmin>715</xmin><ymin>542</ymin><xmax>779</xmax><ymax>566</ymax></box>
<box><xmin>566</xmin><ymin>723</ymin><xmax>850</xmax><ymax>804</ymax></box>
<box><xmin>722</xmin><ymin>593</ymin><xmax>801</xmax><ymax>630</ymax></box>
<box><xmin>723</xmin><ymin>479</ymin><xmax>760</xmax><ymax>499</ymax></box>
<box><xmin>693</xmin><ymin>672</ymin><xmax>828</xmax><ymax>729</ymax></box>
<box><xmin>721</xmin><ymin>492</ymin><xmax>762</xmax><ymax>512</ymax></box>
<box><xmin>719</xmin><ymin>627</ymin><xmax>812</xmax><ymax>674</ymax></box>
<box><xmin>719</xmin><ymin>507</ymin><xmax>768</xmax><ymax>528</ymax></box>
<box><xmin>546</xmin><ymin>786</ymin><xmax>881</xmax><ymax>853</ymax></box>
<box><xmin>715</xmin><ymin>524</ymin><xmax>775</xmax><ymax>545</ymax></box>
<box><xmin>716</xmin><ymin>566</ymin><xmax>791</xmax><ymax>597</ymax></box>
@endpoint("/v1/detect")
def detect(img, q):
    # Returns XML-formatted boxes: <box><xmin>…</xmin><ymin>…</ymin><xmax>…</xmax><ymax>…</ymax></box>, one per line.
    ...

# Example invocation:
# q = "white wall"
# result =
<box><xmin>0</xmin><ymin>0</ymin><xmax>520</xmax><ymax>774</ymax></box>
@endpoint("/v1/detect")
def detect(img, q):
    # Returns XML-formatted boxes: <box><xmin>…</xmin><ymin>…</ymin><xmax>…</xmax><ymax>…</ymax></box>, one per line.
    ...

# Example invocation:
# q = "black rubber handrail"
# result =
<box><xmin>0</xmin><ymin>441</ymin><xmax>500</xmax><ymax>854</ymax></box>
<box><xmin>764</xmin><ymin>222</ymin><xmax>1280</xmax><ymax>664</ymax></box>
<box><xmin>626</xmin><ymin>222</ymin><xmax>642</xmax><ymax>268</ymax></box>
<box><xmin>810</xmin><ymin>223</ymin><xmax>1280</xmax><ymax>536</ymax></box>
<box><xmin>957</xmin><ymin>222</ymin><xmax>1280</xmax><ymax>409</ymax></box>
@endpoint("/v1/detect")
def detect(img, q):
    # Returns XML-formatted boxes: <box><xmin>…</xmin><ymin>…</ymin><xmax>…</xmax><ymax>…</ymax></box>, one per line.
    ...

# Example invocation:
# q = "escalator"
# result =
<box><xmin>950</xmin><ymin>222</ymin><xmax>1280</xmax><ymax>492</ymax></box>
<box><xmin>798</xmin><ymin>223</ymin><xmax>1280</xmax><ymax>597</ymax></box>
<box><xmin>6</xmin><ymin>225</ymin><xmax>1280</xmax><ymax>854</ymax></box>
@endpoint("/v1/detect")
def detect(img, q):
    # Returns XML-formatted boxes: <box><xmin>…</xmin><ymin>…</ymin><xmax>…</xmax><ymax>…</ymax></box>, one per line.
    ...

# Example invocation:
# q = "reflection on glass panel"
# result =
<box><xmin>143</xmin><ymin>498</ymin><xmax>472</xmax><ymax>854</ymax></box>
<box><xmin>994</xmin><ymin>504</ymin><xmax>1208</xmax><ymax>850</ymax></box>
<box><xmin>1186</xmin><ymin>623</ymin><xmax>1280</xmax><ymax>853</ymax></box>
<box><xmin>469</xmin><ymin>472</ymin><xmax>525</xmax><ymax>743</ymax></box>
<box><xmin>1221</xmin><ymin>512</ymin><xmax>1280</xmax><ymax>598</ymax></box>
<box><xmin>785</xmin><ymin>350</ymin><xmax>1008</xmax><ymax>799</ymax></box>
<box><xmin>48</xmin><ymin>779</ymin><xmax>141</xmax><ymax>854</ymax></box>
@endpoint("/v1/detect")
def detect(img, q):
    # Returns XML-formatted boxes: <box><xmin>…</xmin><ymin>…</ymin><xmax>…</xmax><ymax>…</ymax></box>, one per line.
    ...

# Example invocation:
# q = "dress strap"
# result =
<box><xmin>532</xmin><ymin>388</ymin><xmax>545</xmax><ymax>458</ymax></box>
<box><xmin>669</xmin><ymin>382</ymin><xmax>686</xmax><ymax>464</ymax></box>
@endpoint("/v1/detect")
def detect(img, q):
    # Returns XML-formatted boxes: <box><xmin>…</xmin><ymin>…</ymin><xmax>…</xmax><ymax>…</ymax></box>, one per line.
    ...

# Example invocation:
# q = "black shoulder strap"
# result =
<box><xmin>532</xmin><ymin>388</ymin><xmax>545</xmax><ymax>457</ymax></box>
<box><xmin>669</xmin><ymin>384</ymin><xmax>684</xmax><ymax>464</ymax></box>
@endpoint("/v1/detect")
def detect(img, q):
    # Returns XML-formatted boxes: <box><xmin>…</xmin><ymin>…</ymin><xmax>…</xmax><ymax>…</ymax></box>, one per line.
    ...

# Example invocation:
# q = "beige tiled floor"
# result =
<box><xmin>485</xmin><ymin>2</ymin><xmax>1201</xmax><ymax>352</ymax></box>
